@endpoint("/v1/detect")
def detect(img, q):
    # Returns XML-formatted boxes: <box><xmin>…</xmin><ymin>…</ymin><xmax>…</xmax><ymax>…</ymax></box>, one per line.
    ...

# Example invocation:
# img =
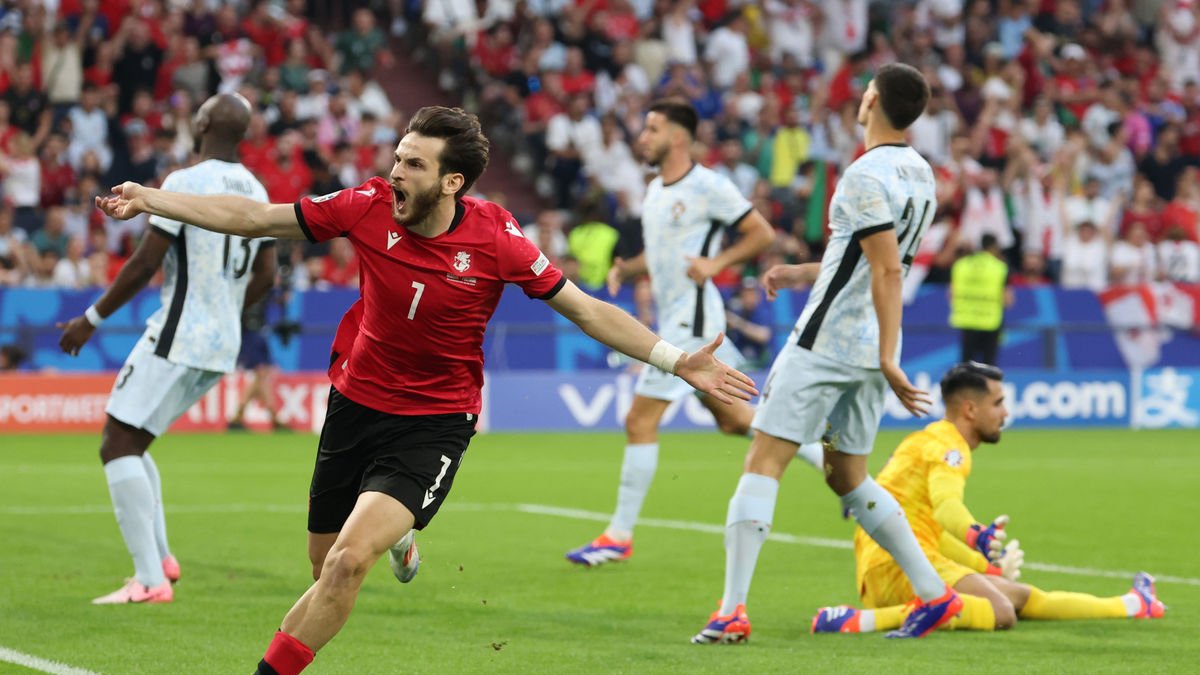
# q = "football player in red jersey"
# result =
<box><xmin>97</xmin><ymin>106</ymin><xmax>757</xmax><ymax>675</ymax></box>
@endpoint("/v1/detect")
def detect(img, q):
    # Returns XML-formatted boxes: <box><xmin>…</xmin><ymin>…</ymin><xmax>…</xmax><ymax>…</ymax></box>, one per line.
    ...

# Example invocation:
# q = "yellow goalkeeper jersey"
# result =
<box><xmin>855</xmin><ymin>420</ymin><xmax>983</xmax><ymax>578</ymax></box>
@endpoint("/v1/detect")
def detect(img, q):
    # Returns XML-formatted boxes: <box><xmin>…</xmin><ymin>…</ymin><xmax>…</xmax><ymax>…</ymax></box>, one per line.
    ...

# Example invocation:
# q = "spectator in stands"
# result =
<box><xmin>1010</xmin><ymin>251</ymin><xmax>1051</xmax><ymax>286</ymax></box>
<box><xmin>5</xmin><ymin>64</ymin><xmax>51</xmax><ymax>148</ymax></box>
<box><xmin>960</xmin><ymin>168</ymin><xmax>1014</xmax><ymax>250</ymax></box>
<box><xmin>725</xmin><ymin>277</ymin><xmax>773</xmax><ymax>369</ymax></box>
<box><xmin>1158</xmin><ymin>226</ymin><xmax>1200</xmax><ymax>283</ymax></box>
<box><xmin>112</xmin><ymin>19</ymin><xmax>163</xmax><ymax>114</ymax></box>
<box><xmin>567</xmin><ymin>202</ymin><xmax>619</xmax><ymax>291</ymax></box>
<box><xmin>170</xmin><ymin>38</ymin><xmax>211</xmax><ymax>104</ymax></box>
<box><xmin>0</xmin><ymin>206</ymin><xmax>27</xmax><ymax>286</ymax></box>
<box><xmin>1139</xmin><ymin>125</ymin><xmax>1188</xmax><ymax>203</ymax></box>
<box><xmin>52</xmin><ymin>235</ymin><xmax>91</xmax><ymax>289</ymax></box>
<box><xmin>1</xmin><ymin>133</ymin><xmax>43</xmax><ymax>235</ymax></box>
<box><xmin>42</xmin><ymin>22</ymin><xmax>85</xmax><ymax>116</ymax></box>
<box><xmin>335</xmin><ymin>8</ymin><xmax>390</xmax><ymax>74</ymax></box>
<box><xmin>343</xmin><ymin>68</ymin><xmax>395</xmax><ymax>126</ymax></box>
<box><xmin>523</xmin><ymin>209</ymin><xmax>571</xmax><ymax>265</ymax></box>
<box><xmin>0</xmin><ymin>344</ymin><xmax>26</xmax><ymax>371</ymax></box>
<box><xmin>39</xmin><ymin>134</ymin><xmax>75</xmax><ymax>209</ymax></box>
<box><xmin>67</xmin><ymin>84</ymin><xmax>112</xmax><ymax>172</ymax></box>
<box><xmin>714</xmin><ymin>137</ymin><xmax>759</xmax><ymax>198</ymax></box>
<box><xmin>546</xmin><ymin>93</ymin><xmax>603</xmax><ymax>208</ymax></box>
<box><xmin>1060</xmin><ymin>220</ymin><xmax>1110</xmax><ymax>291</ymax></box>
<box><xmin>1110</xmin><ymin>221</ymin><xmax>1158</xmax><ymax>286</ymax></box>
<box><xmin>1065</xmin><ymin>175</ymin><xmax>1118</xmax><ymax>237</ymax></box>
<box><xmin>24</xmin><ymin>248</ymin><xmax>59</xmax><ymax>288</ymax></box>
<box><xmin>1019</xmin><ymin>96</ymin><xmax>1065</xmax><ymax>161</ymax></box>
<box><xmin>1122</xmin><ymin>179</ymin><xmax>1165</xmax><ymax>243</ymax></box>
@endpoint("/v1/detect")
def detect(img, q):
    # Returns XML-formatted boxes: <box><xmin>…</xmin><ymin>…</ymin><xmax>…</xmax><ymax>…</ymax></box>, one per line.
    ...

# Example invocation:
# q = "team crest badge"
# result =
<box><xmin>944</xmin><ymin>449</ymin><xmax>964</xmax><ymax>467</ymax></box>
<box><xmin>453</xmin><ymin>251</ymin><xmax>472</xmax><ymax>273</ymax></box>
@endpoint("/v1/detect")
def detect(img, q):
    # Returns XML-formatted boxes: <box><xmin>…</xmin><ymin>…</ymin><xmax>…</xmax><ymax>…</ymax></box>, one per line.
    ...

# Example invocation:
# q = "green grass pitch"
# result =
<box><xmin>1</xmin><ymin>429</ymin><xmax>1197</xmax><ymax>674</ymax></box>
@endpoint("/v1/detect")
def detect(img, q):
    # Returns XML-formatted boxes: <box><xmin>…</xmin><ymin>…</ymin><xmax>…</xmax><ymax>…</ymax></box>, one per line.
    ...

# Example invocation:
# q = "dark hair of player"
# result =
<box><xmin>648</xmin><ymin>98</ymin><xmax>699</xmax><ymax>139</ymax></box>
<box><xmin>874</xmin><ymin>63</ymin><xmax>931</xmax><ymax>131</ymax></box>
<box><xmin>941</xmin><ymin>361</ymin><xmax>1004</xmax><ymax>403</ymax></box>
<box><xmin>405</xmin><ymin>106</ymin><xmax>491</xmax><ymax>198</ymax></box>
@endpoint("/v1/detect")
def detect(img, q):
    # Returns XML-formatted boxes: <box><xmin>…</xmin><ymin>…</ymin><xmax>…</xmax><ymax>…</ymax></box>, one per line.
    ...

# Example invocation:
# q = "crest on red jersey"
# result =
<box><xmin>453</xmin><ymin>250</ymin><xmax>472</xmax><ymax>273</ymax></box>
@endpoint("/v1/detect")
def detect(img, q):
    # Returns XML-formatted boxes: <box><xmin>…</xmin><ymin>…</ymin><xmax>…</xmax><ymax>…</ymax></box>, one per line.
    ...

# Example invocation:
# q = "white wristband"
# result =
<box><xmin>84</xmin><ymin>305</ymin><xmax>105</xmax><ymax>327</ymax></box>
<box><xmin>648</xmin><ymin>339</ymin><xmax>685</xmax><ymax>374</ymax></box>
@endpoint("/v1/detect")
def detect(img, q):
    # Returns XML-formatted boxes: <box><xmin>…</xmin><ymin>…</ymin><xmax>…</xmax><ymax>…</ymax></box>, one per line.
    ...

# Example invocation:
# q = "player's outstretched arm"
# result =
<box><xmin>96</xmin><ymin>181</ymin><xmax>305</xmax><ymax>240</ymax></box>
<box><xmin>860</xmin><ymin>229</ymin><xmax>931</xmax><ymax>416</ymax></box>
<box><xmin>761</xmin><ymin>262</ymin><xmax>820</xmax><ymax>300</ymax></box>
<box><xmin>546</xmin><ymin>280</ymin><xmax>758</xmax><ymax>403</ymax></box>
<box><xmin>57</xmin><ymin>228</ymin><xmax>173</xmax><ymax>356</ymax></box>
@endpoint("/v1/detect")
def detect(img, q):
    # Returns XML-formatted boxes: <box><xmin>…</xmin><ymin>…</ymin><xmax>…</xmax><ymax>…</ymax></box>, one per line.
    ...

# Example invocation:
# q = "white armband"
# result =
<box><xmin>84</xmin><ymin>305</ymin><xmax>105</xmax><ymax>327</ymax></box>
<box><xmin>648</xmin><ymin>340</ymin><xmax>685</xmax><ymax>374</ymax></box>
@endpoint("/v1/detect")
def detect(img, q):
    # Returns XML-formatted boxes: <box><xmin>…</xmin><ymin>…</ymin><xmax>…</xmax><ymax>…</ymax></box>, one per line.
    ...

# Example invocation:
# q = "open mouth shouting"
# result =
<box><xmin>391</xmin><ymin>186</ymin><xmax>407</xmax><ymax>219</ymax></box>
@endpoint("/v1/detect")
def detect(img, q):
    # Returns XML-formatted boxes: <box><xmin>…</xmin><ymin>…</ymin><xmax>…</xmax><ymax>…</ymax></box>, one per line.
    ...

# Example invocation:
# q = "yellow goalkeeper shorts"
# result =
<box><xmin>859</xmin><ymin>553</ymin><xmax>977</xmax><ymax>608</ymax></box>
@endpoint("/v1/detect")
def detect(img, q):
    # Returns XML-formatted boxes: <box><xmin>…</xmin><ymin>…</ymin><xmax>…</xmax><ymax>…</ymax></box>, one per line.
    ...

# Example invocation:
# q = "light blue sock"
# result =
<box><xmin>840</xmin><ymin>477</ymin><xmax>944</xmax><ymax>601</ymax></box>
<box><xmin>141</xmin><ymin>452</ymin><xmax>171</xmax><ymax>560</ymax></box>
<box><xmin>607</xmin><ymin>443</ymin><xmax>658</xmax><ymax>540</ymax></box>
<box><xmin>104</xmin><ymin>456</ymin><xmax>166</xmax><ymax>588</ymax></box>
<box><xmin>720</xmin><ymin>473</ymin><xmax>778</xmax><ymax>615</ymax></box>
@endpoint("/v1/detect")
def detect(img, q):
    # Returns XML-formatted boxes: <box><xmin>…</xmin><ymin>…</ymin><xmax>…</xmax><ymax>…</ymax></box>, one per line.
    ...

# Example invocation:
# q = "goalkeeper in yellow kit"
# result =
<box><xmin>811</xmin><ymin>362</ymin><xmax>1166</xmax><ymax>635</ymax></box>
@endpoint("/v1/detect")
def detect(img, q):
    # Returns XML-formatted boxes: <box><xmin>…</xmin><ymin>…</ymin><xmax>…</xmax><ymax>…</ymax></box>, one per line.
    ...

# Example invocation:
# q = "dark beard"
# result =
<box><xmin>397</xmin><ymin>184</ymin><xmax>442</xmax><ymax>228</ymax></box>
<box><xmin>980</xmin><ymin>430</ymin><xmax>1002</xmax><ymax>444</ymax></box>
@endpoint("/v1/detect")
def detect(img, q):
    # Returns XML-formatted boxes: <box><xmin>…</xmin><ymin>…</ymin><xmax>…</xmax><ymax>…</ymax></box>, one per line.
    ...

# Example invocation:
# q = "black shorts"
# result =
<box><xmin>308</xmin><ymin>387</ymin><xmax>477</xmax><ymax>533</ymax></box>
<box><xmin>237</xmin><ymin>329</ymin><xmax>272</xmax><ymax>369</ymax></box>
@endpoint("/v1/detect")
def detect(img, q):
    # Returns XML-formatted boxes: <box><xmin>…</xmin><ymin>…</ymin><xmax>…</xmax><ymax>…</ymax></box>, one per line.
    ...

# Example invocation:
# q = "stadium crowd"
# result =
<box><xmin>3</xmin><ymin>0</ymin><xmax>1200</xmax><ymax>300</ymax></box>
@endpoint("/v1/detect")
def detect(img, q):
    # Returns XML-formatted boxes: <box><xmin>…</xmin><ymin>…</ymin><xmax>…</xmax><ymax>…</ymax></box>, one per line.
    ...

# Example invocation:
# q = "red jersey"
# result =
<box><xmin>296</xmin><ymin>178</ymin><xmax>566</xmax><ymax>415</ymax></box>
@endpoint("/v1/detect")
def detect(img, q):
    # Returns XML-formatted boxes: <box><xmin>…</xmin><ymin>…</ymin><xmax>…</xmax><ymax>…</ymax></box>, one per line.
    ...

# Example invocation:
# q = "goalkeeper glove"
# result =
<box><xmin>985</xmin><ymin>538</ymin><xmax>1024</xmax><ymax>581</ymax></box>
<box><xmin>966</xmin><ymin>515</ymin><xmax>1008</xmax><ymax>561</ymax></box>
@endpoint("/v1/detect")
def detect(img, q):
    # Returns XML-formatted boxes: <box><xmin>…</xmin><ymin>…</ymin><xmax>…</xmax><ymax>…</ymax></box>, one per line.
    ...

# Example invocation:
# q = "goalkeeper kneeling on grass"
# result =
<box><xmin>812</xmin><ymin>362</ymin><xmax>1165</xmax><ymax>635</ymax></box>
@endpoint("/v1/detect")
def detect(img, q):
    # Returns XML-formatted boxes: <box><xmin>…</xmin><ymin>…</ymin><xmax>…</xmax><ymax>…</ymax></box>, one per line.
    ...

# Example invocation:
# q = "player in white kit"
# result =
<box><xmin>691</xmin><ymin>64</ymin><xmax>966</xmax><ymax>643</ymax></box>
<box><xmin>565</xmin><ymin>100</ymin><xmax>775</xmax><ymax>566</ymax></box>
<box><xmin>57</xmin><ymin>94</ymin><xmax>275</xmax><ymax>604</ymax></box>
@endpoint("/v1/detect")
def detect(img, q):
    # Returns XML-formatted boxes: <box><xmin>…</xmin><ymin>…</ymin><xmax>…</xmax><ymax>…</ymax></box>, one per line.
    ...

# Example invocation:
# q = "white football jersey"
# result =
<box><xmin>145</xmin><ymin>159</ymin><xmax>270</xmax><ymax>372</ymax></box>
<box><xmin>793</xmin><ymin>144</ymin><xmax>937</xmax><ymax>369</ymax></box>
<box><xmin>641</xmin><ymin>164</ymin><xmax>752</xmax><ymax>343</ymax></box>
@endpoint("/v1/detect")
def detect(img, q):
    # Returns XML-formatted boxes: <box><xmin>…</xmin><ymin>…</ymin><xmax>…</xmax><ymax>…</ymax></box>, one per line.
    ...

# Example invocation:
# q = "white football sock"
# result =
<box><xmin>719</xmin><ymin>473</ymin><xmax>778</xmax><ymax>616</ymax></box>
<box><xmin>858</xmin><ymin>610</ymin><xmax>878</xmax><ymax>632</ymax></box>
<box><xmin>841</xmin><ymin>477</ymin><xmax>944</xmax><ymax>602</ymax></box>
<box><xmin>606</xmin><ymin>442</ymin><xmax>658</xmax><ymax>541</ymax></box>
<box><xmin>794</xmin><ymin>442</ymin><xmax>824</xmax><ymax>471</ymax></box>
<box><xmin>105</xmin><ymin>456</ymin><xmax>167</xmax><ymax>588</ymax></box>
<box><xmin>141</xmin><ymin>452</ymin><xmax>171</xmax><ymax>560</ymax></box>
<box><xmin>1122</xmin><ymin>592</ymin><xmax>1141</xmax><ymax>616</ymax></box>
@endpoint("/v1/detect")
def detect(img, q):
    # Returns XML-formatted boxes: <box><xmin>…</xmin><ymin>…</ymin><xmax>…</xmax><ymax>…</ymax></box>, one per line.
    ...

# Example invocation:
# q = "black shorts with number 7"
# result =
<box><xmin>308</xmin><ymin>387</ymin><xmax>477</xmax><ymax>533</ymax></box>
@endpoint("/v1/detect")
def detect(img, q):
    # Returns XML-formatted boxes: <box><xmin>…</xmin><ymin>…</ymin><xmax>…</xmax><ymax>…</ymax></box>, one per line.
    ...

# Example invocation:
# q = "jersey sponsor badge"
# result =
<box><xmin>944</xmin><ymin>449</ymin><xmax>964</xmax><ymax>467</ymax></box>
<box><xmin>387</xmin><ymin>231</ymin><xmax>402</xmax><ymax>250</ymax></box>
<box><xmin>355</xmin><ymin>187</ymin><xmax>377</xmax><ymax>197</ymax></box>
<box><xmin>504</xmin><ymin>220</ymin><xmax>524</xmax><ymax>238</ymax></box>
<box><xmin>312</xmin><ymin>190</ymin><xmax>341</xmax><ymax>203</ymax></box>
<box><xmin>453</xmin><ymin>250</ymin><xmax>472</xmax><ymax>273</ymax></box>
<box><xmin>531</xmin><ymin>252</ymin><xmax>549</xmax><ymax>276</ymax></box>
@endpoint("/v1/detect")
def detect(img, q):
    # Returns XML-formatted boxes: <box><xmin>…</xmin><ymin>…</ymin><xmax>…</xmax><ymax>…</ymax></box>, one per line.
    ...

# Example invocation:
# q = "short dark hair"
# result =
<box><xmin>874</xmin><ymin>63</ymin><xmax>930</xmax><ymax>131</ymax></box>
<box><xmin>648</xmin><ymin>98</ymin><xmax>698</xmax><ymax>138</ymax></box>
<box><xmin>980</xmin><ymin>233</ymin><xmax>999</xmax><ymax>250</ymax></box>
<box><xmin>941</xmin><ymin>362</ymin><xmax>1004</xmax><ymax>403</ymax></box>
<box><xmin>405</xmin><ymin>106</ymin><xmax>490</xmax><ymax>198</ymax></box>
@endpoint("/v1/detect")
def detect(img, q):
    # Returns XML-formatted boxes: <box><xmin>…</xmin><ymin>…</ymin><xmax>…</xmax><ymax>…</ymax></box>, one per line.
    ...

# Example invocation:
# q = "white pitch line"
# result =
<box><xmin>0</xmin><ymin>646</ymin><xmax>99</xmax><ymax>675</ymax></box>
<box><xmin>4</xmin><ymin>501</ymin><xmax>1197</xmax><ymax>587</ymax></box>
<box><xmin>513</xmin><ymin>503</ymin><xmax>1200</xmax><ymax>587</ymax></box>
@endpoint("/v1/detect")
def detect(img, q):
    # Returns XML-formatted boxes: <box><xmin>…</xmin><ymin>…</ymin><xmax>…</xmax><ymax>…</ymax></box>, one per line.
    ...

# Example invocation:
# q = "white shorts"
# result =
<box><xmin>105</xmin><ymin>333</ymin><xmax>223</xmax><ymax>437</ymax></box>
<box><xmin>751</xmin><ymin>344</ymin><xmax>887</xmax><ymax>455</ymax></box>
<box><xmin>634</xmin><ymin>335</ymin><xmax>746</xmax><ymax>402</ymax></box>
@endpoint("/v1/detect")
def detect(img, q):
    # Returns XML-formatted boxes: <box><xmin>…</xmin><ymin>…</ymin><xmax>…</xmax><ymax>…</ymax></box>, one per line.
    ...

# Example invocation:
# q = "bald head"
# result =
<box><xmin>195</xmin><ymin>93</ymin><xmax>253</xmax><ymax>145</ymax></box>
